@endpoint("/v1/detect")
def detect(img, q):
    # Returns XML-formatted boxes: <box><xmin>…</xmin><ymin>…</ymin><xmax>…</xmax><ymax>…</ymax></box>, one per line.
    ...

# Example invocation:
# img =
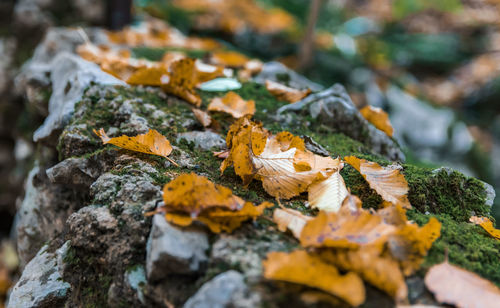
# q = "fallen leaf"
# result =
<box><xmin>388</xmin><ymin>217</ymin><xmax>441</xmax><ymax>275</ymax></box>
<box><xmin>126</xmin><ymin>65</ymin><xmax>169</xmax><ymax>86</ymax></box>
<box><xmin>340</xmin><ymin>193</ymin><xmax>363</xmax><ymax>214</ymax></box>
<box><xmin>162</xmin><ymin>173</ymin><xmax>244</xmax><ymax>216</ymax></box>
<box><xmin>300</xmin><ymin>210</ymin><xmax>397</xmax><ymax>249</ymax></box>
<box><xmin>213</xmin><ymin>150</ymin><xmax>229</xmax><ymax>159</ymax></box>
<box><xmin>161</xmin><ymin>58</ymin><xmax>224</xmax><ymax>106</ymax></box>
<box><xmin>376</xmin><ymin>204</ymin><xmax>408</xmax><ymax>227</ymax></box>
<box><xmin>469</xmin><ymin>216</ymin><xmax>500</xmax><ymax>240</ymax></box>
<box><xmin>263</xmin><ymin>250</ymin><xmax>366</xmax><ymax>306</ymax></box>
<box><xmin>273</xmin><ymin>207</ymin><xmax>312</xmax><ymax>239</ymax></box>
<box><xmin>210</xmin><ymin>51</ymin><xmax>250</xmax><ymax>68</ymax></box>
<box><xmin>360</xmin><ymin>105</ymin><xmax>394</xmax><ymax>137</ymax></box>
<box><xmin>93</xmin><ymin>128</ymin><xmax>177</xmax><ymax>165</ymax></box>
<box><xmin>319</xmin><ymin>247</ymin><xmax>408</xmax><ymax>303</ymax></box>
<box><xmin>207</xmin><ymin>91</ymin><xmax>256</xmax><ymax>118</ymax></box>
<box><xmin>344</xmin><ymin>156</ymin><xmax>411</xmax><ymax>209</ymax></box>
<box><xmin>191</xmin><ymin>108</ymin><xmax>212</xmax><ymax>127</ymax></box>
<box><xmin>425</xmin><ymin>260</ymin><xmax>500</xmax><ymax>308</ymax></box>
<box><xmin>198</xmin><ymin>78</ymin><xmax>242</xmax><ymax>91</ymax></box>
<box><xmin>265</xmin><ymin>80</ymin><xmax>312</xmax><ymax>103</ymax></box>
<box><xmin>308</xmin><ymin>171</ymin><xmax>348</xmax><ymax>212</ymax></box>
<box><xmin>238</xmin><ymin>59</ymin><xmax>264</xmax><ymax>81</ymax></box>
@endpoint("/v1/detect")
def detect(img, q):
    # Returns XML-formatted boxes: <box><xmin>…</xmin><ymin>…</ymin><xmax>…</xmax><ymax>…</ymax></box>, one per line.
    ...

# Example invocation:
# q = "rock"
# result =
<box><xmin>7</xmin><ymin>241</ymin><xmax>71</xmax><ymax>308</ymax></box>
<box><xmin>146</xmin><ymin>215</ymin><xmax>209</xmax><ymax>281</ymax></box>
<box><xmin>125</xmin><ymin>265</ymin><xmax>147</xmax><ymax>304</ymax></box>
<box><xmin>254</xmin><ymin>61</ymin><xmax>323</xmax><ymax>91</ymax></box>
<box><xmin>277</xmin><ymin>84</ymin><xmax>405</xmax><ymax>161</ymax></box>
<box><xmin>13</xmin><ymin>0</ymin><xmax>53</xmax><ymax>33</ymax></box>
<box><xmin>0</xmin><ymin>38</ymin><xmax>16</xmax><ymax>96</ymax></box>
<box><xmin>177</xmin><ymin>131</ymin><xmax>226</xmax><ymax>151</ymax></box>
<box><xmin>183</xmin><ymin>270</ymin><xmax>249</xmax><ymax>308</ymax></box>
<box><xmin>33</xmin><ymin>52</ymin><xmax>126</xmax><ymax>144</ymax></box>
<box><xmin>302</xmin><ymin>135</ymin><xmax>330</xmax><ymax>156</ymax></box>
<box><xmin>15</xmin><ymin>165</ymin><xmax>86</xmax><ymax>267</ymax></box>
<box><xmin>73</xmin><ymin>0</ymin><xmax>105</xmax><ymax>24</ymax></box>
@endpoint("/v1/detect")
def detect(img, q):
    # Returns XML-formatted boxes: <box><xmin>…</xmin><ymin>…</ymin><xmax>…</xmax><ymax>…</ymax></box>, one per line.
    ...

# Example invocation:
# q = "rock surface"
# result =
<box><xmin>177</xmin><ymin>131</ymin><xmax>226</xmax><ymax>151</ymax></box>
<box><xmin>146</xmin><ymin>215</ymin><xmax>209</xmax><ymax>281</ymax></box>
<box><xmin>7</xmin><ymin>242</ymin><xmax>71</xmax><ymax>308</ymax></box>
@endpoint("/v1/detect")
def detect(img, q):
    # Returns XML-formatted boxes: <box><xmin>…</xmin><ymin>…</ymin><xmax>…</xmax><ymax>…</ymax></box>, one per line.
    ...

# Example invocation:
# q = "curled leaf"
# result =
<box><xmin>265</xmin><ymin>80</ymin><xmax>312</xmax><ymax>103</ymax></box>
<box><xmin>308</xmin><ymin>171</ymin><xmax>348</xmax><ymax>212</ymax></box>
<box><xmin>191</xmin><ymin>108</ymin><xmax>212</xmax><ymax>127</ymax></box>
<box><xmin>263</xmin><ymin>250</ymin><xmax>366</xmax><ymax>306</ymax></box>
<box><xmin>210</xmin><ymin>51</ymin><xmax>250</xmax><ymax>68</ymax></box>
<box><xmin>93</xmin><ymin>128</ymin><xmax>176</xmax><ymax>165</ymax></box>
<box><xmin>469</xmin><ymin>216</ymin><xmax>500</xmax><ymax>240</ymax></box>
<box><xmin>207</xmin><ymin>91</ymin><xmax>256</xmax><ymax>119</ymax></box>
<box><xmin>126</xmin><ymin>66</ymin><xmax>168</xmax><ymax>86</ymax></box>
<box><xmin>273</xmin><ymin>208</ymin><xmax>312</xmax><ymax>239</ymax></box>
<box><xmin>360</xmin><ymin>105</ymin><xmax>394</xmax><ymax>137</ymax></box>
<box><xmin>344</xmin><ymin>156</ymin><xmax>411</xmax><ymax>209</ymax></box>
<box><xmin>425</xmin><ymin>260</ymin><xmax>500</xmax><ymax>308</ymax></box>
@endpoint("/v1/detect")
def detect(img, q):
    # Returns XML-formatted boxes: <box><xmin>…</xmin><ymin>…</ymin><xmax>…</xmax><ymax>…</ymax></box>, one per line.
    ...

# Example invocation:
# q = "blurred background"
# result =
<box><xmin>0</xmin><ymin>0</ymin><xmax>499</xmax><ymax>304</ymax></box>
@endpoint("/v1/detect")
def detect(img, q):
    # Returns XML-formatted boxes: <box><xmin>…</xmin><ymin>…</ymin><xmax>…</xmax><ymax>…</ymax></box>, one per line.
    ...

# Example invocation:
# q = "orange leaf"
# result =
<box><xmin>263</xmin><ymin>250</ymin><xmax>366</xmax><ymax>306</ymax></box>
<box><xmin>340</xmin><ymin>193</ymin><xmax>363</xmax><ymax>214</ymax></box>
<box><xmin>126</xmin><ymin>66</ymin><xmax>169</xmax><ymax>86</ymax></box>
<box><xmin>93</xmin><ymin>128</ymin><xmax>176</xmax><ymax>165</ymax></box>
<box><xmin>265</xmin><ymin>80</ymin><xmax>312</xmax><ymax>103</ymax></box>
<box><xmin>307</xmin><ymin>171</ymin><xmax>348</xmax><ymax>212</ymax></box>
<box><xmin>210</xmin><ymin>51</ymin><xmax>250</xmax><ymax>68</ymax></box>
<box><xmin>319</xmin><ymin>247</ymin><xmax>408</xmax><ymax>302</ymax></box>
<box><xmin>273</xmin><ymin>208</ymin><xmax>312</xmax><ymax>239</ymax></box>
<box><xmin>344</xmin><ymin>156</ymin><xmax>411</xmax><ymax>209</ymax></box>
<box><xmin>469</xmin><ymin>216</ymin><xmax>500</xmax><ymax>240</ymax></box>
<box><xmin>207</xmin><ymin>91</ymin><xmax>256</xmax><ymax>119</ymax></box>
<box><xmin>191</xmin><ymin>108</ymin><xmax>212</xmax><ymax>127</ymax></box>
<box><xmin>162</xmin><ymin>173</ymin><xmax>245</xmax><ymax>216</ymax></box>
<box><xmin>300</xmin><ymin>210</ymin><xmax>397</xmax><ymax>249</ymax></box>
<box><xmin>388</xmin><ymin>217</ymin><xmax>441</xmax><ymax>275</ymax></box>
<box><xmin>360</xmin><ymin>105</ymin><xmax>394</xmax><ymax>137</ymax></box>
<box><xmin>425</xmin><ymin>260</ymin><xmax>500</xmax><ymax>307</ymax></box>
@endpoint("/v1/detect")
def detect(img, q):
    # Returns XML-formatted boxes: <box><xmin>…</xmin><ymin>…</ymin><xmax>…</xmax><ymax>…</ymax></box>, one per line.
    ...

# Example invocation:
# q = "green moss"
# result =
<box><xmin>404</xmin><ymin>165</ymin><xmax>489</xmax><ymax>221</ymax></box>
<box><xmin>132</xmin><ymin>47</ymin><xmax>208</xmax><ymax>61</ymax></box>
<box><xmin>408</xmin><ymin>211</ymin><xmax>500</xmax><ymax>286</ymax></box>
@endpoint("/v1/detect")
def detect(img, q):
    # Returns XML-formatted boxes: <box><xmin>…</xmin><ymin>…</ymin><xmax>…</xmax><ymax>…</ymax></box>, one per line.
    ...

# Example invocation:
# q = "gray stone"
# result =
<box><xmin>46</xmin><ymin>156</ymin><xmax>110</xmax><ymax>187</ymax></box>
<box><xmin>481</xmin><ymin>181</ymin><xmax>496</xmax><ymax>207</ymax></box>
<box><xmin>183</xmin><ymin>270</ymin><xmax>248</xmax><ymax>308</ymax></box>
<box><xmin>146</xmin><ymin>214</ymin><xmax>209</xmax><ymax>281</ymax></box>
<box><xmin>254</xmin><ymin>61</ymin><xmax>323</xmax><ymax>91</ymax></box>
<box><xmin>33</xmin><ymin>52</ymin><xmax>126</xmax><ymax>143</ymax></box>
<box><xmin>7</xmin><ymin>241</ymin><xmax>71</xmax><ymax>308</ymax></box>
<box><xmin>73</xmin><ymin>0</ymin><xmax>105</xmax><ymax>23</ymax></box>
<box><xmin>125</xmin><ymin>265</ymin><xmax>147</xmax><ymax>304</ymax></box>
<box><xmin>177</xmin><ymin>131</ymin><xmax>226</xmax><ymax>151</ymax></box>
<box><xmin>13</xmin><ymin>0</ymin><xmax>53</xmax><ymax>32</ymax></box>
<box><xmin>277</xmin><ymin>84</ymin><xmax>404</xmax><ymax>161</ymax></box>
<box><xmin>302</xmin><ymin>135</ymin><xmax>330</xmax><ymax>156</ymax></box>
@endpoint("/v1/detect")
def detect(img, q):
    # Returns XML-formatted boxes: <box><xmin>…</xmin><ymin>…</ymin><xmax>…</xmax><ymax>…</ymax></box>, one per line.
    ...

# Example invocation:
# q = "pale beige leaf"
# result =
<box><xmin>425</xmin><ymin>261</ymin><xmax>500</xmax><ymax>308</ymax></box>
<box><xmin>273</xmin><ymin>208</ymin><xmax>312</xmax><ymax>239</ymax></box>
<box><xmin>308</xmin><ymin>171</ymin><xmax>348</xmax><ymax>212</ymax></box>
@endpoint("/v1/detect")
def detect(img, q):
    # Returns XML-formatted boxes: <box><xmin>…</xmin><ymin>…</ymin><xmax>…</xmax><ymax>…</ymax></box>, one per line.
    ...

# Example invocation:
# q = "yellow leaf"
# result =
<box><xmin>210</xmin><ymin>51</ymin><xmax>250</xmax><ymax>68</ymax></box>
<box><xmin>263</xmin><ymin>250</ymin><xmax>366</xmax><ymax>306</ymax></box>
<box><xmin>207</xmin><ymin>91</ymin><xmax>256</xmax><ymax>119</ymax></box>
<box><xmin>126</xmin><ymin>66</ymin><xmax>169</xmax><ymax>86</ymax></box>
<box><xmin>388</xmin><ymin>217</ymin><xmax>441</xmax><ymax>275</ymax></box>
<box><xmin>469</xmin><ymin>216</ymin><xmax>500</xmax><ymax>240</ymax></box>
<box><xmin>273</xmin><ymin>207</ymin><xmax>312</xmax><ymax>239</ymax></box>
<box><xmin>425</xmin><ymin>260</ymin><xmax>500</xmax><ymax>307</ymax></box>
<box><xmin>300</xmin><ymin>210</ymin><xmax>397</xmax><ymax>249</ymax></box>
<box><xmin>93</xmin><ymin>128</ymin><xmax>176</xmax><ymax>165</ymax></box>
<box><xmin>360</xmin><ymin>105</ymin><xmax>394</xmax><ymax>137</ymax></box>
<box><xmin>265</xmin><ymin>80</ymin><xmax>312</xmax><ymax>103</ymax></box>
<box><xmin>162</xmin><ymin>173</ymin><xmax>245</xmax><ymax>216</ymax></box>
<box><xmin>161</xmin><ymin>58</ymin><xmax>224</xmax><ymax>107</ymax></box>
<box><xmin>344</xmin><ymin>156</ymin><xmax>411</xmax><ymax>209</ymax></box>
<box><xmin>376</xmin><ymin>204</ymin><xmax>408</xmax><ymax>227</ymax></box>
<box><xmin>319</xmin><ymin>247</ymin><xmax>408</xmax><ymax>303</ymax></box>
<box><xmin>308</xmin><ymin>171</ymin><xmax>348</xmax><ymax>212</ymax></box>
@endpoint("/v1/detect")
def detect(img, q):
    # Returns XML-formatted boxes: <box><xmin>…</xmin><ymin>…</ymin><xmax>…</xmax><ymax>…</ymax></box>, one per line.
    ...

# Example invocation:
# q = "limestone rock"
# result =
<box><xmin>7</xmin><ymin>241</ymin><xmax>71</xmax><ymax>308</ymax></box>
<box><xmin>254</xmin><ymin>61</ymin><xmax>323</xmax><ymax>91</ymax></box>
<box><xmin>177</xmin><ymin>131</ymin><xmax>226</xmax><ymax>151</ymax></box>
<box><xmin>146</xmin><ymin>215</ymin><xmax>209</xmax><ymax>281</ymax></box>
<box><xmin>183</xmin><ymin>270</ymin><xmax>250</xmax><ymax>308</ymax></box>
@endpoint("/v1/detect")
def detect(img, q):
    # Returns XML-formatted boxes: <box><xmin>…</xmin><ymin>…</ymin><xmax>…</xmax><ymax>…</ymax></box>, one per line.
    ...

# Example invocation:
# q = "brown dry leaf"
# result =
<box><xmin>340</xmin><ymin>193</ymin><xmax>363</xmax><ymax>214</ymax></box>
<box><xmin>319</xmin><ymin>247</ymin><xmax>408</xmax><ymax>303</ymax></box>
<box><xmin>470</xmin><ymin>216</ymin><xmax>500</xmax><ymax>240</ymax></box>
<box><xmin>165</xmin><ymin>201</ymin><xmax>272</xmax><ymax>233</ymax></box>
<box><xmin>210</xmin><ymin>51</ymin><xmax>250</xmax><ymax>68</ymax></box>
<box><xmin>263</xmin><ymin>250</ymin><xmax>366</xmax><ymax>306</ymax></box>
<box><xmin>376</xmin><ymin>204</ymin><xmax>408</xmax><ymax>227</ymax></box>
<box><xmin>273</xmin><ymin>208</ymin><xmax>312</xmax><ymax>239</ymax></box>
<box><xmin>308</xmin><ymin>171</ymin><xmax>348</xmax><ymax>212</ymax></box>
<box><xmin>265</xmin><ymin>80</ymin><xmax>312</xmax><ymax>103</ymax></box>
<box><xmin>360</xmin><ymin>105</ymin><xmax>394</xmax><ymax>137</ymax></box>
<box><xmin>388</xmin><ymin>218</ymin><xmax>441</xmax><ymax>275</ymax></box>
<box><xmin>191</xmin><ymin>108</ymin><xmax>212</xmax><ymax>127</ymax></box>
<box><xmin>300</xmin><ymin>210</ymin><xmax>396</xmax><ymax>249</ymax></box>
<box><xmin>207</xmin><ymin>91</ymin><xmax>256</xmax><ymax>118</ymax></box>
<box><xmin>93</xmin><ymin>128</ymin><xmax>176</xmax><ymax>165</ymax></box>
<box><xmin>293</xmin><ymin>151</ymin><xmax>341</xmax><ymax>172</ymax></box>
<box><xmin>344</xmin><ymin>156</ymin><xmax>411</xmax><ymax>209</ymax></box>
<box><xmin>126</xmin><ymin>66</ymin><xmax>169</xmax><ymax>86</ymax></box>
<box><xmin>425</xmin><ymin>260</ymin><xmax>500</xmax><ymax>308</ymax></box>
<box><xmin>162</xmin><ymin>173</ymin><xmax>244</xmax><ymax>217</ymax></box>
<box><xmin>238</xmin><ymin>59</ymin><xmax>264</xmax><ymax>81</ymax></box>
<box><xmin>161</xmin><ymin>58</ymin><xmax>224</xmax><ymax>107</ymax></box>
